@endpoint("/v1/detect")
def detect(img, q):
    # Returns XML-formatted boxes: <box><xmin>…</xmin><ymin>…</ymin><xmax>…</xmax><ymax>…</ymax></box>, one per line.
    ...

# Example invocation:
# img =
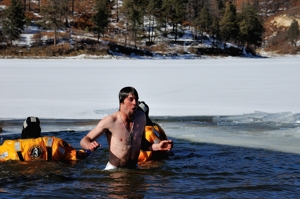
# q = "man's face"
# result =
<box><xmin>123</xmin><ymin>93</ymin><xmax>138</xmax><ymax>116</ymax></box>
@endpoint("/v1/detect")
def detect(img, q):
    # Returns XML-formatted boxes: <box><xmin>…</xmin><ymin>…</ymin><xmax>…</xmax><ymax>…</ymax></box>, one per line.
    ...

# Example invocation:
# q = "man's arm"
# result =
<box><xmin>80</xmin><ymin>135</ymin><xmax>100</xmax><ymax>151</ymax></box>
<box><xmin>141</xmin><ymin>137</ymin><xmax>173</xmax><ymax>151</ymax></box>
<box><xmin>80</xmin><ymin>117</ymin><xmax>111</xmax><ymax>151</ymax></box>
<box><xmin>152</xmin><ymin>140</ymin><xmax>173</xmax><ymax>151</ymax></box>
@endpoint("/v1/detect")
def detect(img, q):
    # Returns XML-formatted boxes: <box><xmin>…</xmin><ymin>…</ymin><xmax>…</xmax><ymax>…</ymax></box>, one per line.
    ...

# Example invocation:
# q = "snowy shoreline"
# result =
<box><xmin>0</xmin><ymin>53</ymin><xmax>297</xmax><ymax>60</ymax></box>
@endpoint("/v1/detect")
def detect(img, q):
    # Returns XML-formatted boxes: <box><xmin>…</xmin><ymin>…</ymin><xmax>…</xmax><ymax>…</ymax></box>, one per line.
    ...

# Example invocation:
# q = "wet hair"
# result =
<box><xmin>21</xmin><ymin>116</ymin><xmax>41</xmax><ymax>139</ymax></box>
<box><xmin>119</xmin><ymin>86</ymin><xmax>139</xmax><ymax>104</ymax></box>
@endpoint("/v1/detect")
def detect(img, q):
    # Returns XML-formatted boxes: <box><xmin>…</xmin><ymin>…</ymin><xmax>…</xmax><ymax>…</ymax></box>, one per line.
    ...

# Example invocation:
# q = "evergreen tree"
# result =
<box><xmin>211</xmin><ymin>0</ymin><xmax>225</xmax><ymax>19</ymax></box>
<box><xmin>217</xmin><ymin>0</ymin><xmax>225</xmax><ymax>12</ymax></box>
<box><xmin>219</xmin><ymin>1</ymin><xmax>238</xmax><ymax>46</ymax></box>
<box><xmin>71</xmin><ymin>0</ymin><xmax>75</xmax><ymax>16</ymax></box>
<box><xmin>160</xmin><ymin>0</ymin><xmax>172</xmax><ymax>33</ymax></box>
<box><xmin>39</xmin><ymin>0</ymin><xmax>66</xmax><ymax>45</ymax></box>
<box><xmin>23</xmin><ymin>0</ymin><xmax>26</xmax><ymax>11</ymax></box>
<box><xmin>196</xmin><ymin>5</ymin><xmax>211</xmax><ymax>42</ymax></box>
<box><xmin>2</xmin><ymin>0</ymin><xmax>25</xmax><ymax>45</ymax></box>
<box><xmin>62</xmin><ymin>0</ymin><xmax>71</xmax><ymax>28</ymax></box>
<box><xmin>199</xmin><ymin>2</ymin><xmax>209</xmax><ymax>23</ymax></box>
<box><xmin>287</xmin><ymin>19</ymin><xmax>300</xmax><ymax>47</ymax></box>
<box><xmin>161</xmin><ymin>0</ymin><xmax>186</xmax><ymax>41</ymax></box>
<box><xmin>152</xmin><ymin>0</ymin><xmax>168</xmax><ymax>36</ymax></box>
<box><xmin>238</xmin><ymin>3</ymin><xmax>264</xmax><ymax>49</ymax></box>
<box><xmin>210</xmin><ymin>0</ymin><xmax>223</xmax><ymax>44</ymax></box>
<box><xmin>186</xmin><ymin>0</ymin><xmax>204</xmax><ymax>24</ymax></box>
<box><xmin>122</xmin><ymin>0</ymin><xmax>144</xmax><ymax>47</ymax></box>
<box><xmin>215</xmin><ymin>0</ymin><xmax>227</xmax><ymax>18</ymax></box>
<box><xmin>93</xmin><ymin>0</ymin><xmax>110</xmax><ymax>41</ymax></box>
<box><xmin>211</xmin><ymin>16</ymin><xmax>220</xmax><ymax>47</ymax></box>
<box><xmin>145</xmin><ymin>0</ymin><xmax>162</xmax><ymax>43</ymax></box>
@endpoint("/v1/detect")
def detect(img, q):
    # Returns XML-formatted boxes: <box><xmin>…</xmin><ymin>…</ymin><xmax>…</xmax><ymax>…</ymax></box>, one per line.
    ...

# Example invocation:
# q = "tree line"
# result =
<box><xmin>0</xmin><ymin>0</ymin><xmax>299</xmax><ymax>51</ymax></box>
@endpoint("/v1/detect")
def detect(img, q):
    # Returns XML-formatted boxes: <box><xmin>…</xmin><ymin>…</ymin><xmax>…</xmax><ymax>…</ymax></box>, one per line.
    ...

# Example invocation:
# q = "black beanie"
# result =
<box><xmin>21</xmin><ymin>116</ymin><xmax>41</xmax><ymax>139</ymax></box>
<box><xmin>138</xmin><ymin>101</ymin><xmax>153</xmax><ymax>125</ymax></box>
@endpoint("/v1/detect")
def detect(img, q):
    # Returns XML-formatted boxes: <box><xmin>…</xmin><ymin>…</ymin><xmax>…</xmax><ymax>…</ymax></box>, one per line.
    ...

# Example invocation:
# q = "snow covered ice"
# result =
<box><xmin>1</xmin><ymin>57</ymin><xmax>300</xmax><ymax>119</ymax></box>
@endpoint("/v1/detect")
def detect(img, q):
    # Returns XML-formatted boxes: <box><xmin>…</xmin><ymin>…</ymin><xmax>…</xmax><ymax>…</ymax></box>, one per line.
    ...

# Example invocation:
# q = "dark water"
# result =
<box><xmin>1</xmin><ymin>117</ymin><xmax>300</xmax><ymax>198</ymax></box>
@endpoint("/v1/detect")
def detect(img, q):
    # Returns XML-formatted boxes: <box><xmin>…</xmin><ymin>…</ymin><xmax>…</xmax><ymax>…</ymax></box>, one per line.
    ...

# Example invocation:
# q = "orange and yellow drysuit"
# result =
<box><xmin>0</xmin><ymin>136</ymin><xmax>87</xmax><ymax>161</ymax></box>
<box><xmin>138</xmin><ymin>123</ymin><xmax>168</xmax><ymax>162</ymax></box>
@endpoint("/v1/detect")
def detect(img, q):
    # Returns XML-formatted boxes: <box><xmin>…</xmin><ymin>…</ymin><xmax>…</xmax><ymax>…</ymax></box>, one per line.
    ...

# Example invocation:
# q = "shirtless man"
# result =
<box><xmin>80</xmin><ymin>86</ymin><xmax>173</xmax><ymax>170</ymax></box>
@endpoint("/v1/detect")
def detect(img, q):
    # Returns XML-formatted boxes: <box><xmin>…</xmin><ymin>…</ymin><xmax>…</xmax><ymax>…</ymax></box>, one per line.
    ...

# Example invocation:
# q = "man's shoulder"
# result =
<box><xmin>101</xmin><ymin>112</ymin><xmax>119</xmax><ymax>123</ymax></box>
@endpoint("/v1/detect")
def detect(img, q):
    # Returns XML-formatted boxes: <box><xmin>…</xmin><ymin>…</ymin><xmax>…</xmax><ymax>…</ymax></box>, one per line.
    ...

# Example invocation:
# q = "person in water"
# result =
<box><xmin>0</xmin><ymin>116</ymin><xmax>87</xmax><ymax>161</ymax></box>
<box><xmin>138</xmin><ymin>101</ymin><xmax>171</xmax><ymax>162</ymax></box>
<box><xmin>80</xmin><ymin>86</ymin><xmax>173</xmax><ymax>170</ymax></box>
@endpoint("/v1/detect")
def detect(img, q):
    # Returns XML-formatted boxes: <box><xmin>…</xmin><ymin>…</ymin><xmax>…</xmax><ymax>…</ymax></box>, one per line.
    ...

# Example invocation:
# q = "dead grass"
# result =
<box><xmin>150</xmin><ymin>42</ymin><xmax>169</xmax><ymax>53</ymax></box>
<box><xmin>0</xmin><ymin>41</ymin><xmax>110</xmax><ymax>58</ymax></box>
<box><xmin>264</xmin><ymin>29</ymin><xmax>300</xmax><ymax>54</ymax></box>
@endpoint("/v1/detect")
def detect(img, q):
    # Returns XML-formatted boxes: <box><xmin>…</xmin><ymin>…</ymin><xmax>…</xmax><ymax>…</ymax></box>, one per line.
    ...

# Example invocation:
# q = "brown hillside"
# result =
<box><xmin>235</xmin><ymin>0</ymin><xmax>300</xmax><ymax>9</ymax></box>
<box><xmin>262</xmin><ymin>6</ymin><xmax>300</xmax><ymax>54</ymax></box>
<box><xmin>264</xmin><ymin>6</ymin><xmax>300</xmax><ymax>35</ymax></box>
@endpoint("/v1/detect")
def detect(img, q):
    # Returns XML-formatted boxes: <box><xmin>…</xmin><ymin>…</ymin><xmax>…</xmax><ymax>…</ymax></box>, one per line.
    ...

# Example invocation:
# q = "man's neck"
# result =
<box><xmin>119</xmin><ymin>110</ymin><xmax>134</xmax><ymax>123</ymax></box>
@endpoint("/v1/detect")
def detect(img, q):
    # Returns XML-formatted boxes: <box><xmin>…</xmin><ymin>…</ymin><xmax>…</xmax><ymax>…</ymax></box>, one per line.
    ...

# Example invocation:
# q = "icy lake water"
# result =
<box><xmin>1</xmin><ymin>114</ymin><xmax>300</xmax><ymax>198</ymax></box>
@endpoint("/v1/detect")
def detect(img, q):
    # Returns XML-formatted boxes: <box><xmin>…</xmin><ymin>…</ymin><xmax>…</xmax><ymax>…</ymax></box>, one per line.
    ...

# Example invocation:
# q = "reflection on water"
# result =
<box><xmin>106</xmin><ymin>171</ymin><xmax>145</xmax><ymax>198</ymax></box>
<box><xmin>1</xmin><ymin>118</ymin><xmax>300</xmax><ymax>198</ymax></box>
